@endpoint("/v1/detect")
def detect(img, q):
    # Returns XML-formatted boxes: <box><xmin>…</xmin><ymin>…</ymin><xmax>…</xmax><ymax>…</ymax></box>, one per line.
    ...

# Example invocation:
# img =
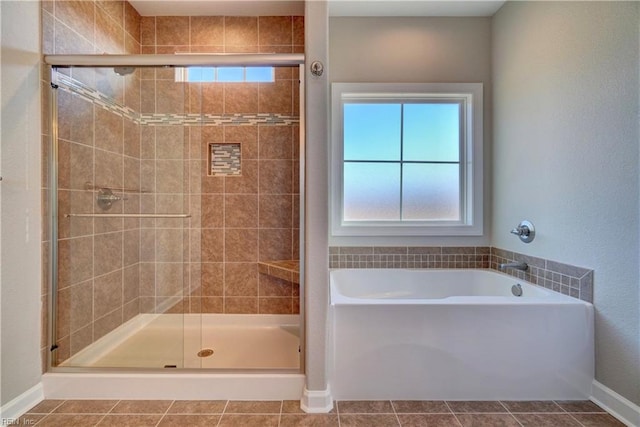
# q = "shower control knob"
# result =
<box><xmin>510</xmin><ymin>220</ymin><xmax>535</xmax><ymax>243</ymax></box>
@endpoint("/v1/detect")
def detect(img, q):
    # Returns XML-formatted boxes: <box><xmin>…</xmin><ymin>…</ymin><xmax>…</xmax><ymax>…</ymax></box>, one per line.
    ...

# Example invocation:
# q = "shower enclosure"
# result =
<box><xmin>46</xmin><ymin>54</ymin><xmax>304</xmax><ymax>372</ymax></box>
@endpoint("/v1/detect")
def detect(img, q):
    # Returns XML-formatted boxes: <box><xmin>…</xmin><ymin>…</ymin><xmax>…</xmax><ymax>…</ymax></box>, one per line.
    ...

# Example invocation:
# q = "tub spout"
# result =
<box><xmin>499</xmin><ymin>261</ymin><xmax>528</xmax><ymax>271</ymax></box>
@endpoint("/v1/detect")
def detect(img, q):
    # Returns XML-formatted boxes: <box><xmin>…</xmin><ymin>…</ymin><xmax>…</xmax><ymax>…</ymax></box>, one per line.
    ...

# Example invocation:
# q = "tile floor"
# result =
<box><xmin>16</xmin><ymin>399</ymin><xmax>625</xmax><ymax>426</ymax></box>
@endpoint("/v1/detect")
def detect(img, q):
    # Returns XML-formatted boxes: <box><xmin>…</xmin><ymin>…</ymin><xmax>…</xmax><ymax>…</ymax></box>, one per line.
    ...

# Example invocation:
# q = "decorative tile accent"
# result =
<box><xmin>56</xmin><ymin>73</ymin><xmax>299</xmax><ymax>127</ymax></box>
<box><xmin>329</xmin><ymin>246</ymin><xmax>594</xmax><ymax>303</ymax></box>
<box><xmin>329</xmin><ymin>246</ymin><xmax>491</xmax><ymax>270</ymax></box>
<box><xmin>209</xmin><ymin>143</ymin><xmax>241</xmax><ymax>176</ymax></box>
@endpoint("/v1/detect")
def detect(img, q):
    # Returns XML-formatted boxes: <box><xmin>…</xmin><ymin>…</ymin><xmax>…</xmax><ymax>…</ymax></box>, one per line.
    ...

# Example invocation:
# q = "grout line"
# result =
<box><xmin>444</xmin><ymin>401</ymin><xmax>465</xmax><ymax>427</ymax></box>
<box><xmin>154</xmin><ymin>399</ymin><xmax>174</xmax><ymax>427</ymax></box>
<box><xmin>390</xmin><ymin>400</ymin><xmax>402</xmax><ymax>426</ymax></box>
<box><xmin>566</xmin><ymin>412</ymin><xmax>587</xmax><ymax>427</ymax></box>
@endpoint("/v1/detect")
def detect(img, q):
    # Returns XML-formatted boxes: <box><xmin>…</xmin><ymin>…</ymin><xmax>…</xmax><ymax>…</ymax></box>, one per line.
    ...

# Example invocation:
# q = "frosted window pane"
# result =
<box><xmin>344</xmin><ymin>163</ymin><xmax>400</xmax><ymax>221</ymax></box>
<box><xmin>403</xmin><ymin>103</ymin><xmax>460</xmax><ymax>162</ymax></box>
<box><xmin>217</xmin><ymin>67</ymin><xmax>244</xmax><ymax>82</ymax></box>
<box><xmin>344</xmin><ymin>104</ymin><xmax>401</xmax><ymax>161</ymax></box>
<box><xmin>187</xmin><ymin>67</ymin><xmax>215</xmax><ymax>82</ymax></box>
<box><xmin>402</xmin><ymin>164</ymin><xmax>460</xmax><ymax>220</ymax></box>
<box><xmin>246</xmin><ymin>67</ymin><xmax>274</xmax><ymax>82</ymax></box>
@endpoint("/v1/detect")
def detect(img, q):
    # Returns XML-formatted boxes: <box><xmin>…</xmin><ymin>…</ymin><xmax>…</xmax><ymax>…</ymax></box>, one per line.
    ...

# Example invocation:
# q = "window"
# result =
<box><xmin>331</xmin><ymin>83</ymin><xmax>483</xmax><ymax>236</ymax></box>
<box><xmin>175</xmin><ymin>66</ymin><xmax>274</xmax><ymax>83</ymax></box>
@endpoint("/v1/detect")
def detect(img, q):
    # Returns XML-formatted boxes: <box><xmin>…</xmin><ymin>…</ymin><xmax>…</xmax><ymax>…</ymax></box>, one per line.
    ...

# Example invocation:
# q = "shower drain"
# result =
<box><xmin>197</xmin><ymin>349</ymin><xmax>214</xmax><ymax>358</ymax></box>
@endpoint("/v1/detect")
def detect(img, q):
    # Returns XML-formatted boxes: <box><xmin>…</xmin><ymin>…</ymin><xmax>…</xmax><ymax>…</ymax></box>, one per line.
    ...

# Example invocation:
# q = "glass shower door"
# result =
<box><xmin>51</xmin><ymin>65</ymin><xmax>196</xmax><ymax>369</ymax></box>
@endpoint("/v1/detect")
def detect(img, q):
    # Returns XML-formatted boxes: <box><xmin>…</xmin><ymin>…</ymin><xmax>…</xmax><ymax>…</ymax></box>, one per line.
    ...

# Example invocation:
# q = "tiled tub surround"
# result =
<box><xmin>329</xmin><ymin>246</ymin><xmax>594</xmax><ymax>302</ymax></box>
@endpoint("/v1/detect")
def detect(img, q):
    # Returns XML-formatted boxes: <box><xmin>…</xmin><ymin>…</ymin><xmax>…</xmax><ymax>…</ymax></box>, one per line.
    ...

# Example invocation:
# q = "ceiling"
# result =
<box><xmin>129</xmin><ymin>0</ymin><xmax>505</xmax><ymax>17</ymax></box>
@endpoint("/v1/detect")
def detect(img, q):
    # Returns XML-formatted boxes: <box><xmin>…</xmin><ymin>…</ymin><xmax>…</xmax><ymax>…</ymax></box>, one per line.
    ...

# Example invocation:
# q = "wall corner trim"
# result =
<box><xmin>591</xmin><ymin>380</ymin><xmax>640</xmax><ymax>427</ymax></box>
<box><xmin>0</xmin><ymin>382</ymin><xmax>44</xmax><ymax>421</ymax></box>
<box><xmin>300</xmin><ymin>386</ymin><xmax>333</xmax><ymax>413</ymax></box>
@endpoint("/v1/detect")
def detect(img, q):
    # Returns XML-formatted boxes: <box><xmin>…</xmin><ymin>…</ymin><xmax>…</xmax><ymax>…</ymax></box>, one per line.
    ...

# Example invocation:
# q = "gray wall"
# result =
<box><xmin>0</xmin><ymin>0</ymin><xmax>43</xmax><ymax>406</ymax></box>
<box><xmin>492</xmin><ymin>2</ymin><xmax>640</xmax><ymax>405</ymax></box>
<box><xmin>329</xmin><ymin>17</ymin><xmax>493</xmax><ymax>247</ymax></box>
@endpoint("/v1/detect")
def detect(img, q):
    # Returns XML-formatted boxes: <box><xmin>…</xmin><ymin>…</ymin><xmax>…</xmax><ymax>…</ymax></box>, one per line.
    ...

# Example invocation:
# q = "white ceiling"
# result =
<box><xmin>129</xmin><ymin>0</ymin><xmax>505</xmax><ymax>17</ymax></box>
<box><xmin>329</xmin><ymin>1</ymin><xmax>505</xmax><ymax>17</ymax></box>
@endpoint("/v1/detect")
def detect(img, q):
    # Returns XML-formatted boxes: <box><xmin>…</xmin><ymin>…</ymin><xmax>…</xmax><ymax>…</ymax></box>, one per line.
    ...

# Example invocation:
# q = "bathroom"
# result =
<box><xmin>1</xmin><ymin>0</ymin><xmax>639</xmax><ymax>426</ymax></box>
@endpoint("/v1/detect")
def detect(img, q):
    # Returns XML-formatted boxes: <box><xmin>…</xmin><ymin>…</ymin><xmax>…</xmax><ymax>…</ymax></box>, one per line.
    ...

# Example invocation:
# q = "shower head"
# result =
<box><xmin>114</xmin><ymin>66</ymin><xmax>135</xmax><ymax>76</ymax></box>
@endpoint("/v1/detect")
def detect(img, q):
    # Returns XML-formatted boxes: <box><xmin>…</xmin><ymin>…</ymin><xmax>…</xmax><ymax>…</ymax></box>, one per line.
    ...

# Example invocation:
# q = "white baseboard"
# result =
<box><xmin>300</xmin><ymin>386</ymin><xmax>333</xmax><ymax>413</ymax></box>
<box><xmin>591</xmin><ymin>380</ymin><xmax>640</xmax><ymax>427</ymax></box>
<box><xmin>0</xmin><ymin>382</ymin><xmax>44</xmax><ymax>421</ymax></box>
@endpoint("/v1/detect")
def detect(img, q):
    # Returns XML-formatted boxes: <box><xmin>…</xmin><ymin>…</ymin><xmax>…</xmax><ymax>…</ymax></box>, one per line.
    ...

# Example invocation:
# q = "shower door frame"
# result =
<box><xmin>45</xmin><ymin>53</ymin><xmax>306</xmax><ymax>374</ymax></box>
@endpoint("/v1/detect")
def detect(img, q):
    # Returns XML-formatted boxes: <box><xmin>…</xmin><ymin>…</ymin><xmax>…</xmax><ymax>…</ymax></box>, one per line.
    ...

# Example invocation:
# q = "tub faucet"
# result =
<box><xmin>499</xmin><ymin>261</ymin><xmax>528</xmax><ymax>271</ymax></box>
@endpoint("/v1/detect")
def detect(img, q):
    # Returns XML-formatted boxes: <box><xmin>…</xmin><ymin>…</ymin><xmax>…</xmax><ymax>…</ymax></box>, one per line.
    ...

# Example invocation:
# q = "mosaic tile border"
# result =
<box><xmin>56</xmin><ymin>73</ymin><xmax>299</xmax><ymax>126</ymax></box>
<box><xmin>329</xmin><ymin>246</ymin><xmax>594</xmax><ymax>303</ymax></box>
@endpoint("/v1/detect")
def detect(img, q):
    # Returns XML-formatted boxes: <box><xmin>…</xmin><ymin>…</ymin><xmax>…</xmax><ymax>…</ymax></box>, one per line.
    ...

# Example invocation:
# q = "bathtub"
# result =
<box><xmin>330</xmin><ymin>269</ymin><xmax>594</xmax><ymax>400</ymax></box>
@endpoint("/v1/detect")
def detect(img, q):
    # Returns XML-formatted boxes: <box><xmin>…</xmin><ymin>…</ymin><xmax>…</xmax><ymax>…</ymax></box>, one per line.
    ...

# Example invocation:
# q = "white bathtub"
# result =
<box><xmin>330</xmin><ymin>269</ymin><xmax>594</xmax><ymax>401</ymax></box>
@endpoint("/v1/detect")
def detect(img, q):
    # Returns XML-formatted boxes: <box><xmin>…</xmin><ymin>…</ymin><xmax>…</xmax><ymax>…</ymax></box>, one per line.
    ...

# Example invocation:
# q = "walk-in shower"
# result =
<box><xmin>45</xmin><ymin>53</ymin><xmax>305</xmax><ymax>374</ymax></box>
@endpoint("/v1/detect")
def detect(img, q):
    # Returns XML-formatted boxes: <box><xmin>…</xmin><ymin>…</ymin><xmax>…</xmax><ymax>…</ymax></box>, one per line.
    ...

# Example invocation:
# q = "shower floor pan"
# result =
<box><xmin>59</xmin><ymin>314</ymin><xmax>300</xmax><ymax>370</ymax></box>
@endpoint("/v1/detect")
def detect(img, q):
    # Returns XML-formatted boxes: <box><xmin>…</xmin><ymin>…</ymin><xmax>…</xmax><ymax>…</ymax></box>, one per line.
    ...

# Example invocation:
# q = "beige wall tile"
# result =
<box><xmin>56</xmin><ymin>1</ymin><xmax>96</xmax><ymax>45</ymax></box>
<box><xmin>259</xmin><ymin>16</ymin><xmax>292</xmax><ymax>46</ymax></box>
<box><xmin>225</xmin><ymin>228</ymin><xmax>258</xmax><ymax>262</ymax></box>
<box><xmin>190</xmin><ymin>16</ymin><xmax>224</xmax><ymax>46</ymax></box>
<box><xmin>224</xmin><ymin>17</ymin><xmax>258</xmax><ymax>47</ymax></box>
<box><xmin>225</xmin><ymin>263</ymin><xmax>258</xmax><ymax>296</ymax></box>
<box><xmin>94</xmin><ymin>270</ymin><xmax>123</xmax><ymax>318</ymax></box>
<box><xmin>155</xmin><ymin>16</ymin><xmax>189</xmax><ymax>46</ymax></box>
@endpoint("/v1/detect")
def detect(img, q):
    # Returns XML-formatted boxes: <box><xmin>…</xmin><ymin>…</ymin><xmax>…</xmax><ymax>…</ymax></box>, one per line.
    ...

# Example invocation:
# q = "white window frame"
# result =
<box><xmin>330</xmin><ymin>82</ymin><xmax>483</xmax><ymax>237</ymax></box>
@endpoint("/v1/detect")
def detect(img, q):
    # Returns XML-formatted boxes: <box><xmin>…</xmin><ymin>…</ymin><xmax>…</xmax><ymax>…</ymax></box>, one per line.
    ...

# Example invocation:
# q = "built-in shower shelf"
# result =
<box><xmin>258</xmin><ymin>260</ymin><xmax>299</xmax><ymax>284</ymax></box>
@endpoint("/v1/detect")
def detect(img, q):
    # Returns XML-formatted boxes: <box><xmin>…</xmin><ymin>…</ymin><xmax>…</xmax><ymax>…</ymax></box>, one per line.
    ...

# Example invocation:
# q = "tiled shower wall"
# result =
<box><xmin>41</xmin><ymin>0</ymin><xmax>142</xmax><ymax>366</ymax></box>
<box><xmin>139</xmin><ymin>16</ymin><xmax>303</xmax><ymax>315</ymax></box>
<box><xmin>43</xmin><ymin>6</ymin><xmax>303</xmax><ymax>366</ymax></box>
<box><xmin>329</xmin><ymin>246</ymin><xmax>594</xmax><ymax>302</ymax></box>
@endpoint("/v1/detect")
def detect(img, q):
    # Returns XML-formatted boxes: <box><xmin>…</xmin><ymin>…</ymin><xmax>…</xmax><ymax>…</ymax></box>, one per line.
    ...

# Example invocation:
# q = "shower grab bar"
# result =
<box><xmin>65</xmin><ymin>213</ymin><xmax>191</xmax><ymax>218</ymax></box>
<box><xmin>85</xmin><ymin>182</ymin><xmax>150</xmax><ymax>193</ymax></box>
